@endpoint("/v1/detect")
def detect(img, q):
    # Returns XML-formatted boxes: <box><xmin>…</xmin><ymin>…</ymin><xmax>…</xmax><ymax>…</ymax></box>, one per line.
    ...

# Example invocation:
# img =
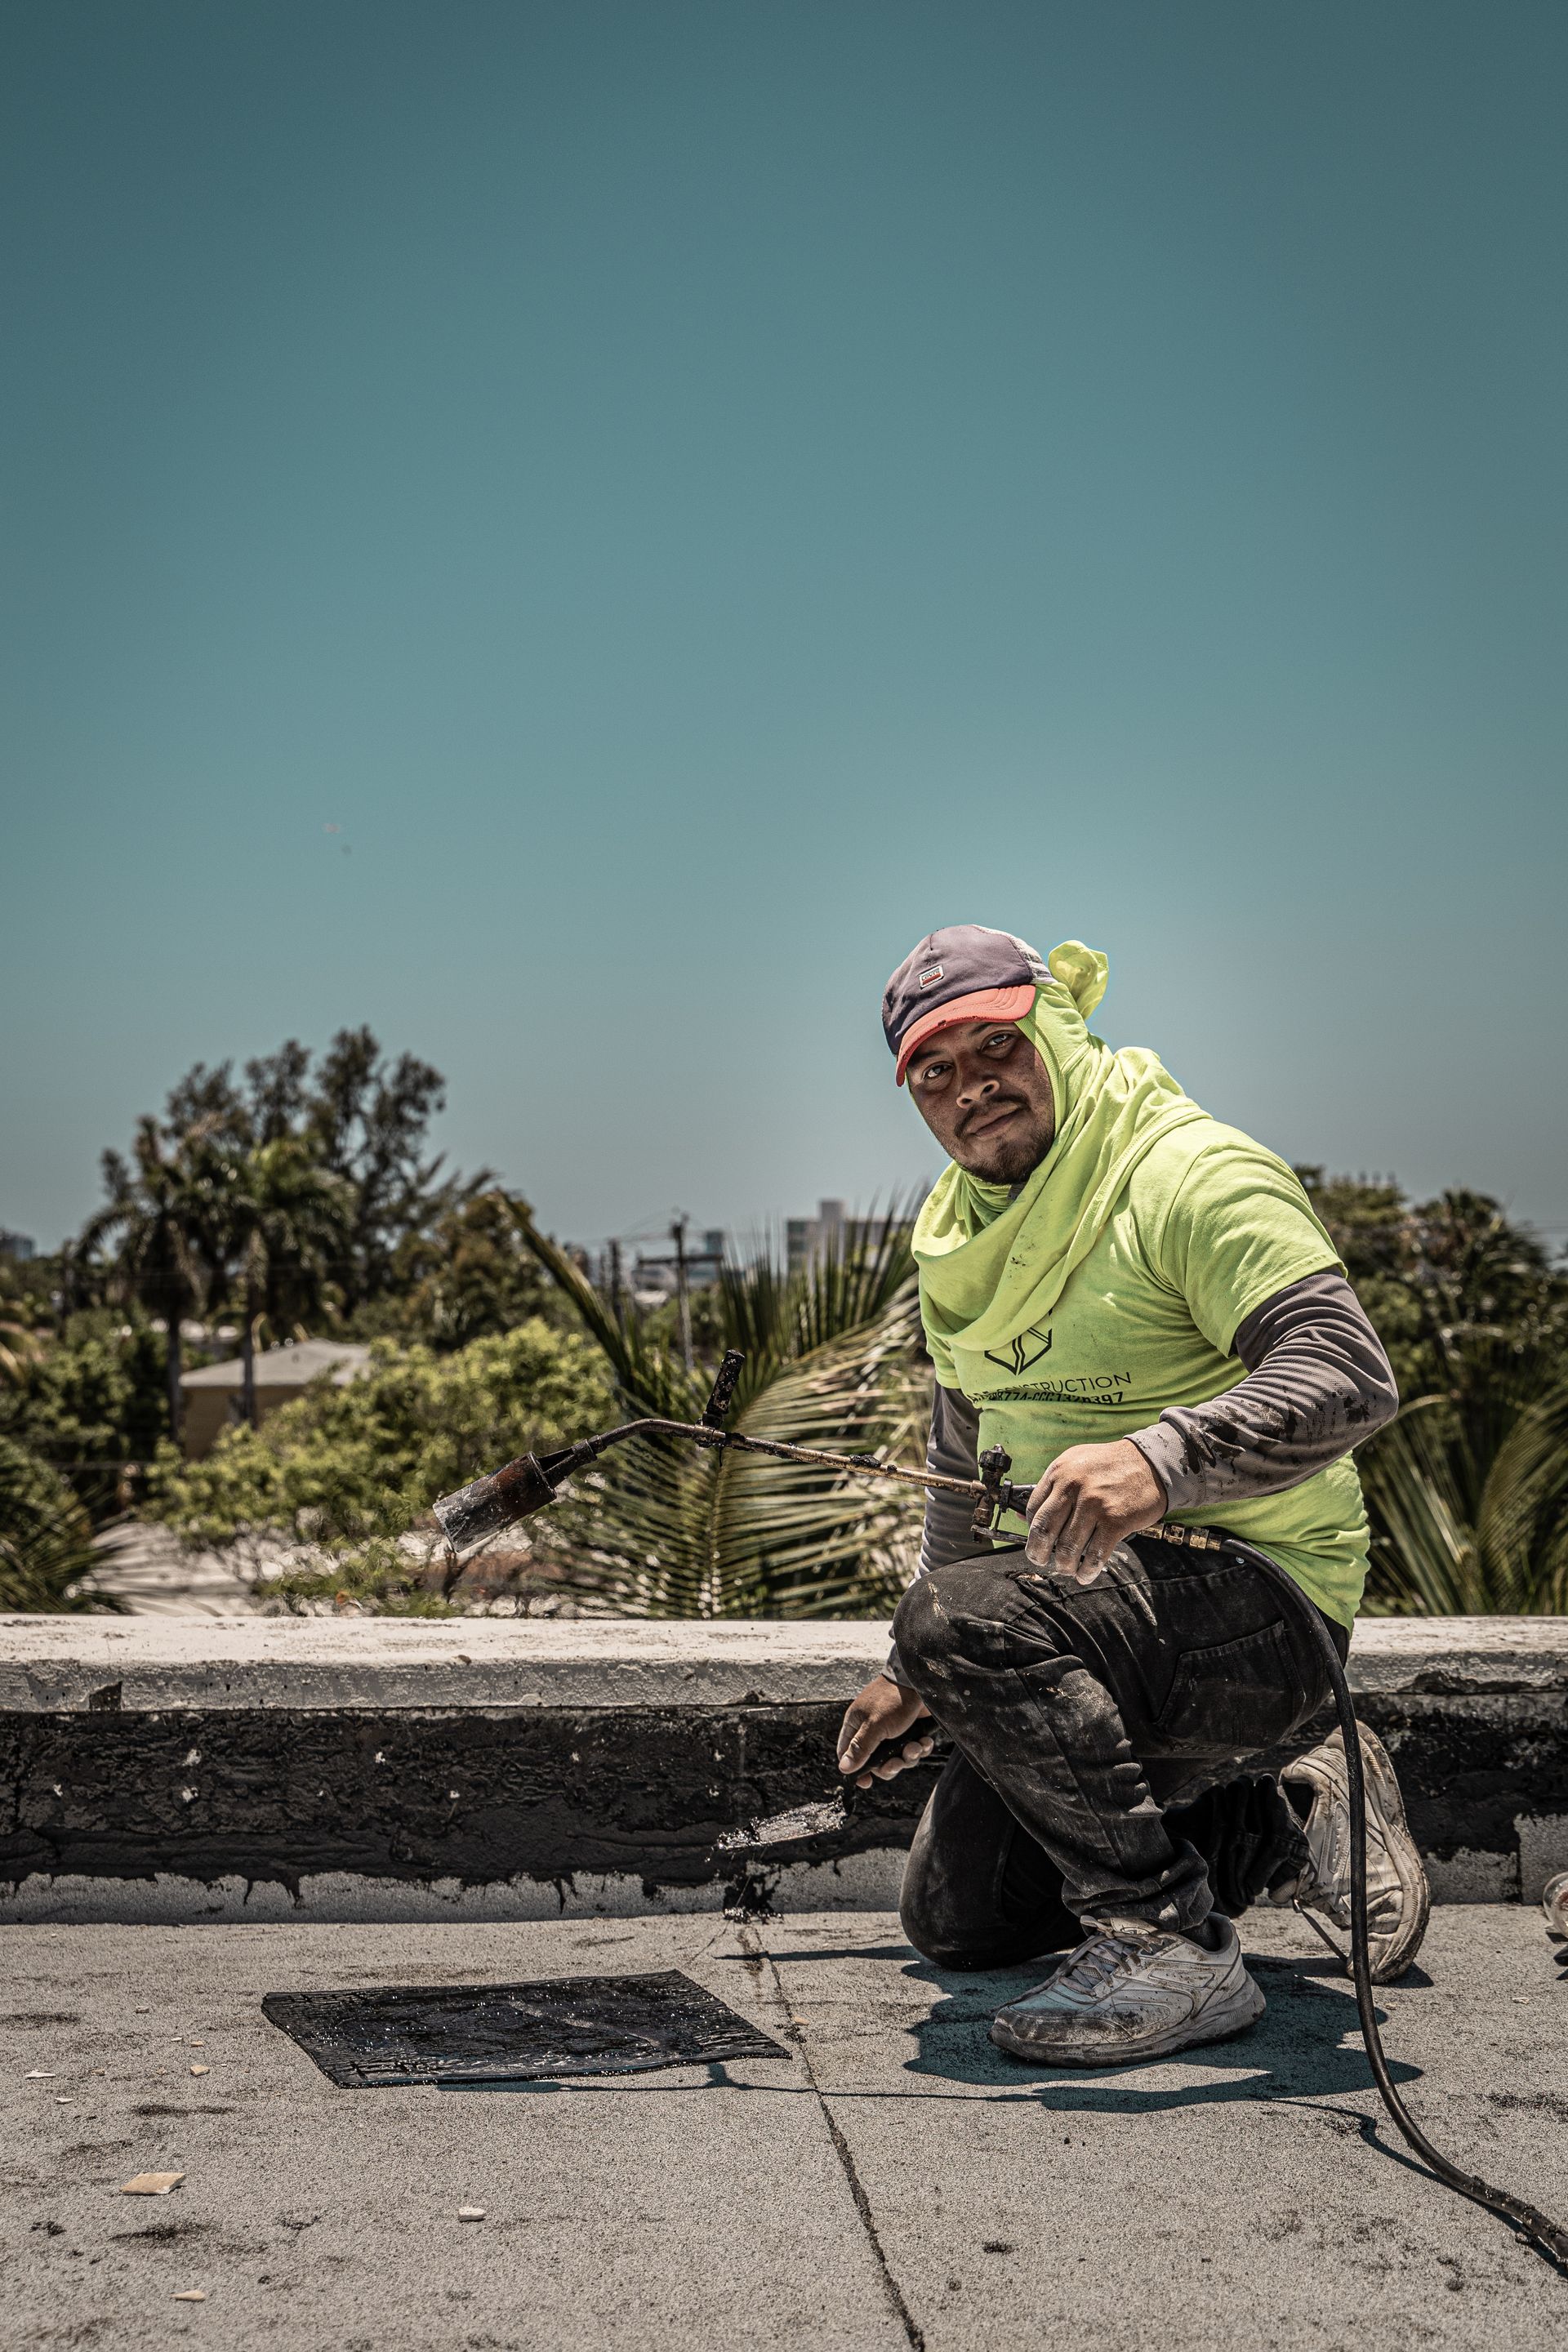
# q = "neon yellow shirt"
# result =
<box><xmin>933</xmin><ymin>1123</ymin><xmax>1365</xmax><ymax>1627</ymax></box>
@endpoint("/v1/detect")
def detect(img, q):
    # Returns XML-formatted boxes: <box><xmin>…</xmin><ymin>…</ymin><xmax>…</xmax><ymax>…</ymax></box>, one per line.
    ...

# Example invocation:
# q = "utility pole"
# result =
<box><xmin>608</xmin><ymin>1236</ymin><xmax>624</xmax><ymax>1326</ymax></box>
<box><xmin>670</xmin><ymin>1215</ymin><xmax>693</xmax><ymax>1371</ymax></box>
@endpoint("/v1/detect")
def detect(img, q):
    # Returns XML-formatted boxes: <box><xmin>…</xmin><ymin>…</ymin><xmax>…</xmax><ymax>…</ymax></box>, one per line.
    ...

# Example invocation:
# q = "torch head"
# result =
<box><xmin>432</xmin><ymin>1453</ymin><xmax>566</xmax><ymax>1552</ymax></box>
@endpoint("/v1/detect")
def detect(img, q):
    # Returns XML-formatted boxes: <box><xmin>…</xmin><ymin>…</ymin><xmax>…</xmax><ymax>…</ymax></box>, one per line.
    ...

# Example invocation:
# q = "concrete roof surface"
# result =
<box><xmin>179</xmin><ymin>1341</ymin><xmax>371</xmax><ymax>1392</ymax></box>
<box><xmin>2</xmin><ymin>1904</ymin><xmax>1564</xmax><ymax>2349</ymax></box>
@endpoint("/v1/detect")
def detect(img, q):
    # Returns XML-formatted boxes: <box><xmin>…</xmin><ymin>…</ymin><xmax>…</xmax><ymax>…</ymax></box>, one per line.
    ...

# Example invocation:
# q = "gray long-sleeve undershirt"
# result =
<box><xmin>889</xmin><ymin>1270</ymin><xmax>1396</xmax><ymax>1682</ymax></box>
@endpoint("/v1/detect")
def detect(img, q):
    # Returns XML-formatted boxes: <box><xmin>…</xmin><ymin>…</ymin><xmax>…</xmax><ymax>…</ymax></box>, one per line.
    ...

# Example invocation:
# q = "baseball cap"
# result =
<box><xmin>882</xmin><ymin>926</ymin><xmax>1049</xmax><ymax>1085</ymax></box>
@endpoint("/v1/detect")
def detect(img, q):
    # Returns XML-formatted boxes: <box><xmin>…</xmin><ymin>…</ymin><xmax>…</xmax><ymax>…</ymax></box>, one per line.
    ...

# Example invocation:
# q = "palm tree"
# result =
<box><xmin>79</xmin><ymin>1119</ymin><xmax>220</xmax><ymax>1443</ymax></box>
<box><xmin>215</xmin><ymin>1139</ymin><xmax>355</xmax><ymax>1428</ymax></box>
<box><xmin>520</xmin><ymin>1209</ymin><xmax>932</xmax><ymax>1617</ymax></box>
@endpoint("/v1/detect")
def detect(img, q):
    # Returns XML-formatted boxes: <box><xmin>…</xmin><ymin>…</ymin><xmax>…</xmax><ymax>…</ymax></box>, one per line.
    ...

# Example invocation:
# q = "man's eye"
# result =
<box><xmin>983</xmin><ymin>1031</ymin><xmax>1013</xmax><ymax>1051</ymax></box>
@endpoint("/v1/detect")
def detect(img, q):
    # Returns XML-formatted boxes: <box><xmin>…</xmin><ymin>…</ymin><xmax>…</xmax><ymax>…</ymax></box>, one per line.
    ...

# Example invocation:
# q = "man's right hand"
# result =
<box><xmin>837</xmin><ymin>1675</ymin><xmax>934</xmax><ymax>1789</ymax></box>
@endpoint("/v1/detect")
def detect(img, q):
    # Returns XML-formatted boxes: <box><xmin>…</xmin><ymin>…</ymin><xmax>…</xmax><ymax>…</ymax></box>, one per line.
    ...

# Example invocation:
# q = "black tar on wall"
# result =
<box><xmin>2</xmin><ymin>1693</ymin><xmax>1561</xmax><ymax>1902</ymax></box>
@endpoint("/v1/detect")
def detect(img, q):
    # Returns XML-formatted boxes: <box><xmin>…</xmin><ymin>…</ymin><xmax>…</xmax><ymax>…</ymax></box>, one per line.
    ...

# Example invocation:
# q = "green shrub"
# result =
<box><xmin>0</xmin><ymin>1313</ymin><xmax>169</xmax><ymax>1516</ymax></box>
<box><xmin>149</xmin><ymin>1320</ymin><xmax>613</xmax><ymax>1610</ymax></box>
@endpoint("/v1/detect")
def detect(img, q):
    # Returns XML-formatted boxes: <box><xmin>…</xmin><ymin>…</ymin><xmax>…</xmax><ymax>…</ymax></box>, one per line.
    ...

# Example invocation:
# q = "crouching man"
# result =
<box><xmin>838</xmin><ymin>925</ymin><xmax>1429</xmax><ymax>2068</ymax></box>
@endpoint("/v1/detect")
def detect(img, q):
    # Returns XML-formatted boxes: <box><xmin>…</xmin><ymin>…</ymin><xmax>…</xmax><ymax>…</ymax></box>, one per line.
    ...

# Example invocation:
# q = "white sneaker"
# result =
<box><xmin>989</xmin><ymin>1918</ymin><xmax>1265</xmax><ymax>2068</ymax></box>
<box><xmin>1275</xmin><ymin>1722</ymin><xmax>1429</xmax><ymax>1984</ymax></box>
<box><xmin>1544</xmin><ymin>1870</ymin><xmax>1568</xmax><ymax>1944</ymax></box>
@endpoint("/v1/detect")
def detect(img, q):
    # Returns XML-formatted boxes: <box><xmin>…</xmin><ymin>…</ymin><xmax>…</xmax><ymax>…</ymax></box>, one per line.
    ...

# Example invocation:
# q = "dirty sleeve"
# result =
<box><xmin>1125</xmin><ymin>1268</ymin><xmax>1396</xmax><ymax>1512</ymax></box>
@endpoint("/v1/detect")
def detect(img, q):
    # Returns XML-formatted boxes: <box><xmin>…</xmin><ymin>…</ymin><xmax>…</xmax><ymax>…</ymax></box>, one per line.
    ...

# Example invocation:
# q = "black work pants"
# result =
<box><xmin>892</xmin><ymin>1536</ymin><xmax>1346</xmax><ymax>1965</ymax></box>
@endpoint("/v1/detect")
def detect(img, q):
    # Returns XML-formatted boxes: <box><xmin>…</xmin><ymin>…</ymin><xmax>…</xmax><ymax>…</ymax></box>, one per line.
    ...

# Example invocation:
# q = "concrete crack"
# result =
<box><xmin>741</xmin><ymin>1924</ymin><xmax>924</xmax><ymax>2352</ymax></box>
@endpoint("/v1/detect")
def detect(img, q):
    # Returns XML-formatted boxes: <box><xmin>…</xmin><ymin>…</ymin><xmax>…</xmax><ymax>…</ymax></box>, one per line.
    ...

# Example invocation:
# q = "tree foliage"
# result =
<box><xmin>0</xmin><ymin>1312</ymin><xmax>168</xmax><ymax>1514</ymax></box>
<box><xmin>353</xmin><ymin>1188</ymin><xmax>559</xmax><ymax>1350</ymax></box>
<box><xmin>79</xmin><ymin>1113</ymin><xmax>227</xmax><ymax>1437</ymax></box>
<box><xmin>77</xmin><ymin>1028</ymin><xmax>479</xmax><ymax>1342</ymax></box>
<box><xmin>1299</xmin><ymin>1172</ymin><xmax>1568</xmax><ymax>1612</ymax></box>
<box><xmin>223</xmin><ymin>1027</ymin><xmax>477</xmax><ymax>1313</ymax></box>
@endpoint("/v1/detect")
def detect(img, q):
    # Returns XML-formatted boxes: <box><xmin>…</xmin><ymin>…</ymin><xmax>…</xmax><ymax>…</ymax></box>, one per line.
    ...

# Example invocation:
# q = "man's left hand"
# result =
<box><xmin>1023</xmin><ymin>1441</ymin><xmax>1167</xmax><ymax>1584</ymax></box>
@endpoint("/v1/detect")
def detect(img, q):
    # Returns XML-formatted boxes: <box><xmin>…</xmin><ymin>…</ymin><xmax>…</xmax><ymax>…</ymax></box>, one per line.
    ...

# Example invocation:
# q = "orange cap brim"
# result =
<box><xmin>894</xmin><ymin>985</ymin><xmax>1037</xmax><ymax>1085</ymax></box>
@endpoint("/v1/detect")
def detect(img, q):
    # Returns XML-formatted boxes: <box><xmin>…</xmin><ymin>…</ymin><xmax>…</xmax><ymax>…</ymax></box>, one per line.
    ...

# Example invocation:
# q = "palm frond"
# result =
<box><xmin>518</xmin><ymin>1217</ymin><xmax>697</xmax><ymax>1419</ymax></box>
<box><xmin>519</xmin><ymin>1208</ymin><xmax>932</xmax><ymax>1616</ymax></box>
<box><xmin>565</xmin><ymin>1283</ymin><xmax>929</xmax><ymax>1617</ymax></box>
<box><xmin>697</xmin><ymin>1285</ymin><xmax>929</xmax><ymax>1615</ymax></box>
<box><xmin>1361</xmin><ymin>1370</ymin><xmax>1568</xmax><ymax>1616</ymax></box>
<box><xmin>0</xmin><ymin>1314</ymin><xmax>45</xmax><ymax>1387</ymax></box>
<box><xmin>1358</xmin><ymin>1401</ymin><xmax>1484</xmax><ymax>1614</ymax></box>
<box><xmin>1476</xmin><ymin>1376</ymin><xmax>1568</xmax><ymax>1613</ymax></box>
<box><xmin>0</xmin><ymin>1439</ymin><xmax>116</xmax><ymax>1614</ymax></box>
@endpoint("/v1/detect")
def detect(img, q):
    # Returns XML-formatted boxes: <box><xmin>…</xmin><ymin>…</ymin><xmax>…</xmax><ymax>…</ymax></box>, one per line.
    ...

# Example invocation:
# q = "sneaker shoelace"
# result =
<box><xmin>1051</xmin><ymin>1932</ymin><xmax>1161</xmax><ymax>1998</ymax></box>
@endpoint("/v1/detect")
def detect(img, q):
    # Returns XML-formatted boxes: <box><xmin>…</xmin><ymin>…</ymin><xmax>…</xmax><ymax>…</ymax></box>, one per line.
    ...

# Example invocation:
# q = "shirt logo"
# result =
<box><xmin>983</xmin><ymin>1325</ymin><xmax>1053</xmax><ymax>1376</ymax></box>
<box><xmin>916</xmin><ymin>964</ymin><xmax>944</xmax><ymax>988</ymax></box>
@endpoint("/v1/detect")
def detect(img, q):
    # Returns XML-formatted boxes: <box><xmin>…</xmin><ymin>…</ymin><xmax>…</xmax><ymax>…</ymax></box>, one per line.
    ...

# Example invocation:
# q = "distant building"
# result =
<box><xmin>178</xmin><ymin>1339</ymin><xmax>372</xmax><ymax>1459</ymax></box>
<box><xmin>0</xmin><ymin>1229</ymin><xmax>36</xmax><ymax>1262</ymax></box>
<box><xmin>786</xmin><ymin>1200</ymin><xmax>888</xmax><ymax>1273</ymax></box>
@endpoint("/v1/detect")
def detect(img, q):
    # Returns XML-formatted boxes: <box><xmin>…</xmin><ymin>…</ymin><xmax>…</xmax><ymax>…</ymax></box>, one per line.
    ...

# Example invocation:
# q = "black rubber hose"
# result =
<box><xmin>1218</xmin><ymin>1531</ymin><xmax>1568</xmax><ymax>2271</ymax></box>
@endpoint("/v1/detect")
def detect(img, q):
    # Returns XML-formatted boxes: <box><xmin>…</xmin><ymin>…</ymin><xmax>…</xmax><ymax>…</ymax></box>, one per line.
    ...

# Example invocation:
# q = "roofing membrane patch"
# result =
<box><xmin>262</xmin><ymin>1968</ymin><xmax>791</xmax><ymax>2087</ymax></box>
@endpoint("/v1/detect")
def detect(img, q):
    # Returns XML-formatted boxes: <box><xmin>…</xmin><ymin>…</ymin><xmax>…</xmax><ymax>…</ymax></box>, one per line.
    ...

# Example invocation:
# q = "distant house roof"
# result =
<box><xmin>180</xmin><ymin>1340</ymin><xmax>372</xmax><ymax>1392</ymax></box>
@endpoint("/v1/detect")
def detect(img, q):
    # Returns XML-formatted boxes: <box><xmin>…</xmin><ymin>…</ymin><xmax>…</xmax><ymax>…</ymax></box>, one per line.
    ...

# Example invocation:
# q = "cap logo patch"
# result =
<box><xmin>917</xmin><ymin>964</ymin><xmax>944</xmax><ymax>989</ymax></box>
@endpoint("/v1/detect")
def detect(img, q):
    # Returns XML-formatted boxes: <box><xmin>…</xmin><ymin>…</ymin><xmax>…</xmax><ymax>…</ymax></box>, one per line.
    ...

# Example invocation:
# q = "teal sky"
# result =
<box><xmin>4</xmin><ymin>1</ymin><xmax>1565</xmax><ymax>1255</ymax></box>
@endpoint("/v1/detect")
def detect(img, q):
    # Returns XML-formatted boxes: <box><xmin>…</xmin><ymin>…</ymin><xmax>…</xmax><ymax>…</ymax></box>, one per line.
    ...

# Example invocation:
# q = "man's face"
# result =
<box><xmin>905</xmin><ymin>1019</ymin><xmax>1056</xmax><ymax>1183</ymax></box>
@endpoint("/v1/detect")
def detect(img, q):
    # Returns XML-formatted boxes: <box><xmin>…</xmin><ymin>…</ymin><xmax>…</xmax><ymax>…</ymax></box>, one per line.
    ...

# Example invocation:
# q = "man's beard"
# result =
<box><xmin>952</xmin><ymin>1104</ymin><xmax>1053</xmax><ymax>1185</ymax></box>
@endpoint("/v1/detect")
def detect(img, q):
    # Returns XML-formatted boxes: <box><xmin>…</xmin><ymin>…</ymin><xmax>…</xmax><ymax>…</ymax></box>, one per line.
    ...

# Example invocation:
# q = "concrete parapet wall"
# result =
<box><xmin>0</xmin><ymin>1615</ymin><xmax>895</xmax><ymax>1713</ymax></box>
<box><xmin>0</xmin><ymin>1614</ymin><xmax>1564</xmax><ymax>1923</ymax></box>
